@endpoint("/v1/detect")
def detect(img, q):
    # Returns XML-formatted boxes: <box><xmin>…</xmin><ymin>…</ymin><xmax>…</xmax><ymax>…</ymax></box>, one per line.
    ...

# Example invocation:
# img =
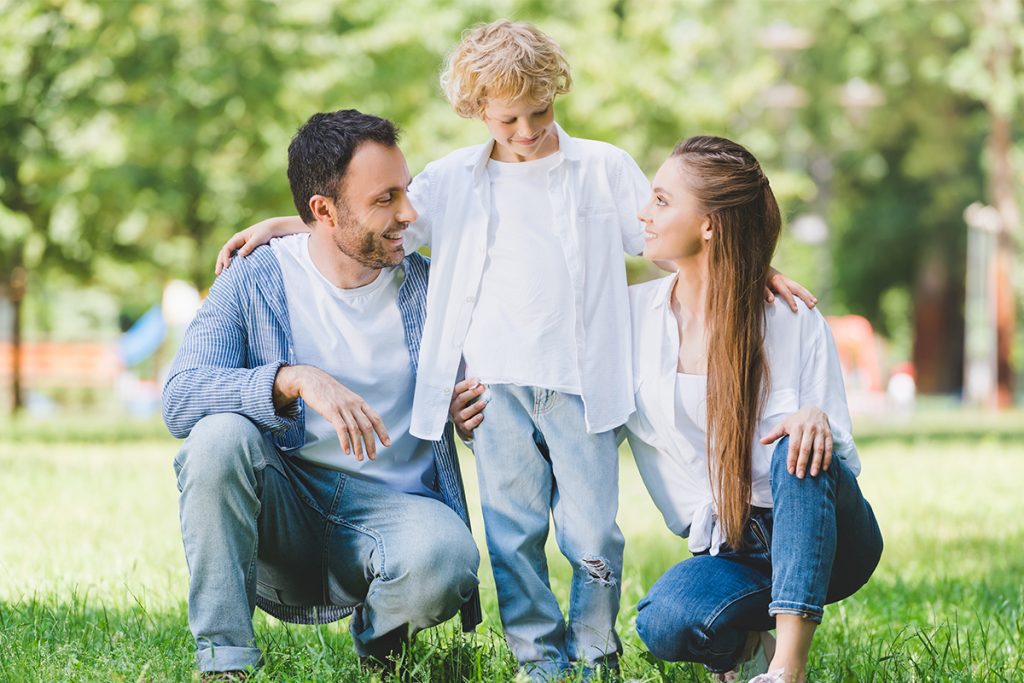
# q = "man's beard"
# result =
<box><xmin>332</xmin><ymin>209</ymin><xmax>405</xmax><ymax>270</ymax></box>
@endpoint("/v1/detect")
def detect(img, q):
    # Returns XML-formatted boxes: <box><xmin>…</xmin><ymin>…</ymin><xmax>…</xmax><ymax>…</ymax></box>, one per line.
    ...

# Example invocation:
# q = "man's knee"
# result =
<box><xmin>399</xmin><ymin>512</ymin><xmax>479</xmax><ymax>611</ymax></box>
<box><xmin>176</xmin><ymin>413</ymin><xmax>266</xmax><ymax>485</ymax></box>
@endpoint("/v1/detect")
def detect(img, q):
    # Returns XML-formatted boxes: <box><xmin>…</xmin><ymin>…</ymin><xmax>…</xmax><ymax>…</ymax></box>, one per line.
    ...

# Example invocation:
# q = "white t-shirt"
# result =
<box><xmin>462</xmin><ymin>151</ymin><xmax>581</xmax><ymax>393</ymax></box>
<box><xmin>271</xmin><ymin>233</ymin><xmax>437</xmax><ymax>497</ymax></box>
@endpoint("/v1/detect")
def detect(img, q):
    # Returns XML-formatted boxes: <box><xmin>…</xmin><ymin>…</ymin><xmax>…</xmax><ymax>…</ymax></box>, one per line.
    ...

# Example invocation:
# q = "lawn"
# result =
<box><xmin>0</xmin><ymin>424</ymin><xmax>1022</xmax><ymax>682</ymax></box>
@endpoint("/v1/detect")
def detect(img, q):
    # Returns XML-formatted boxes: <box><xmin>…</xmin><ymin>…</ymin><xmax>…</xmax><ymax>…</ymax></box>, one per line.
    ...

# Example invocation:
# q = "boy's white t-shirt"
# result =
<box><xmin>462</xmin><ymin>152</ymin><xmax>581</xmax><ymax>393</ymax></box>
<box><xmin>271</xmin><ymin>233</ymin><xmax>438</xmax><ymax>498</ymax></box>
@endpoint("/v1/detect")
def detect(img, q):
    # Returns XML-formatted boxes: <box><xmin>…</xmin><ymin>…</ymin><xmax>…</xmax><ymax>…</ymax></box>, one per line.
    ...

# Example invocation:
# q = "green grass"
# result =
<box><xmin>1</xmin><ymin>430</ymin><xmax>1023</xmax><ymax>681</ymax></box>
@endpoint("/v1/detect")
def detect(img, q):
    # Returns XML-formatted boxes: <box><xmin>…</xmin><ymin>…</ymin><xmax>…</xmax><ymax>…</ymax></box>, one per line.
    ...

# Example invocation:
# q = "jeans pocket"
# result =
<box><xmin>748</xmin><ymin>512</ymin><xmax>772</xmax><ymax>555</ymax></box>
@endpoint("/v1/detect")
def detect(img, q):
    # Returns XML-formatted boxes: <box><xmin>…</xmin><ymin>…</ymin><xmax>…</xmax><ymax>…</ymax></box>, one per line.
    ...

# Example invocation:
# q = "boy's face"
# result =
<box><xmin>481</xmin><ymin>97</ymin><xmax>558</xmax><ymax>162</ymax></box>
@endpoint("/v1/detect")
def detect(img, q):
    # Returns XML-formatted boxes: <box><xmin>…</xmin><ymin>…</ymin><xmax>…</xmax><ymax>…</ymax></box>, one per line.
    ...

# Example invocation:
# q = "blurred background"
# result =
<box><xmin>2</xmin><ymin>2</ymin><xmax>1023</xmax><ymax>679</ymax></box>
<box><xmin>0</xmin><ymin>0</ymin><xmax>1021</xmax><ymax>425</ymax></box>
<box><xmin>1</xmin><ymin>0</ymin><xmax>1022</xmax><ymax>427</ymax></box>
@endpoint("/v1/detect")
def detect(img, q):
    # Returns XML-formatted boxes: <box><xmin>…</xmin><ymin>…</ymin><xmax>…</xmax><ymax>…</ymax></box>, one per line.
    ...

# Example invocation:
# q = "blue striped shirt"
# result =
<box><xmin>162</xmin><ymin>246</ymin><xmax>481</xmax><ymax>630</ymax></box>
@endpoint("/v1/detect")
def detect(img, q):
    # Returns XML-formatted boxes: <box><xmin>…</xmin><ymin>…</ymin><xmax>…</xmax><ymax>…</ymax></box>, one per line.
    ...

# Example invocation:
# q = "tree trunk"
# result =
<box><xmin>990</xmin><ymin>106</ymin><xmax>1017</xmax><ymax>408</ymax></box>
<box><xmin>913</xmin><ymin>251</ymin><xmax>965</xmax><ymax>394</ymax></box>
<box><xmin>984</xmin><ymin>0</ymin><xmax>1021</xmax><ymax>407</ymax></box>
<box><xmin>8</xmin><ymin>266</ymin><xmax>26</xmax><ymax>416</ymax></box>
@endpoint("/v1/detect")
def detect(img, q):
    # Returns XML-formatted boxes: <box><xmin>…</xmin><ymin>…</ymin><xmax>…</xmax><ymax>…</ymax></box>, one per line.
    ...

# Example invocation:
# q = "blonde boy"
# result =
<box><xmin>407</xmin><ymin>20</ymin><xmax>648</xmax><ymax>678</ymax></box>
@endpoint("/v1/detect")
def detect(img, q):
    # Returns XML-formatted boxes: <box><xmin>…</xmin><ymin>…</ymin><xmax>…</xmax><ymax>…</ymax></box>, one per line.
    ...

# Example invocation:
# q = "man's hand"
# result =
<box><xmin>765</xmin><ymin>267</ymin><xmax>817</xmax><ymax>312</ymax></box>
<box><xmin>449</xmin><ymin>378</ymin><xmax>487</xmax><ymax>441</ymax></box>
<box><xmin>760</xmin><ymin>405</ymin><xmax>833</xmax><ymax>478</ymax></box>
<box><xmin>274</xmin><ymin>365</ymin><xmax>390</xmax><ymax>461</ymax></box>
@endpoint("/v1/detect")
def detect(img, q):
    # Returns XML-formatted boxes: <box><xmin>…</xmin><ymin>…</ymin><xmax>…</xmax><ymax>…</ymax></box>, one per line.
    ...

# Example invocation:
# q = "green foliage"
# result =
<box><xmin>2</xmin><ymin>0</ymin><xmax>1023</xmax><ymax>394</ymax></box>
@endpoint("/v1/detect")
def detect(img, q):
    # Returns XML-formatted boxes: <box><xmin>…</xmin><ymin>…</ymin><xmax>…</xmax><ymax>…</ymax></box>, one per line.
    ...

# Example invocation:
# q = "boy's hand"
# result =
<box><xmin>216</xmin><ymin>216</ymin><xmax>311</xmax><ymax>275</ymax></box>
<box><xmin>765</xmin><ymin>267</ymin><xmax>817</xmax><ymax>312</ymax></box>
<box><xmin>449</xmin><ymin>378</ymin><xmax>488</xmax><ymax>440</ymax></box>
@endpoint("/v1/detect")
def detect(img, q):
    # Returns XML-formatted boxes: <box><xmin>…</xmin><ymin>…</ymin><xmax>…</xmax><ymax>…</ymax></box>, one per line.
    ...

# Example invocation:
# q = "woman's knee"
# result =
<box><xmin>636</xmin><ymin>596</ymin><xmax>706</xmax><ymax>662</ymax></box>
<box><xmin>770</xmin><ymin>435</ymin><xmax>839</xmax><ymax>487</ymax></box>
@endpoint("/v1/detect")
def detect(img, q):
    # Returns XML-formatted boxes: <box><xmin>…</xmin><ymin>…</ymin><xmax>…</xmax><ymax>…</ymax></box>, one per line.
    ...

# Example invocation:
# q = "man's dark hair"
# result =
<box><xmin>287</xmin><ymin>109</ymin><xmax>400</xmax><ymax>224</ymax></box>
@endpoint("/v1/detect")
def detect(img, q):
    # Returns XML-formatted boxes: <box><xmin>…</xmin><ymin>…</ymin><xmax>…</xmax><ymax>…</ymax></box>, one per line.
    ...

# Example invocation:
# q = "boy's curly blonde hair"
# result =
<box><xmin>441</xmin><ymin>19</ymin><xmax>573</xmax><ymax>119</ymax></box>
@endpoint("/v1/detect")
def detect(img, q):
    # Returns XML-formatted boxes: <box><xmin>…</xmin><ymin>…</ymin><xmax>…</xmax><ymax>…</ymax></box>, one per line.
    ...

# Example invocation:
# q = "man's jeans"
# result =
<box><xmin>472</xmin><ymin>385</ymin><xmax>624</xmax><ymax>674</ymax></box>
<box><xmin>635</xmin><ymin>436</ymin><xmax>883</xmax><ymax>673</ymax></box>
<box><xmin>173</xmin><ymin>413</ymin><xmax>480</xmax><ymax>673</ymax></box>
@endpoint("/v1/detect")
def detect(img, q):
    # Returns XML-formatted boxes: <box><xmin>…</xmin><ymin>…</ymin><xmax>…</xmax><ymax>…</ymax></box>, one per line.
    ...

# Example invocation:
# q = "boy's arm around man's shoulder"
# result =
<box><xmin>161</xmin><ymin>259</ymin><xmax>297</xmax><ymax>439</ymax></box>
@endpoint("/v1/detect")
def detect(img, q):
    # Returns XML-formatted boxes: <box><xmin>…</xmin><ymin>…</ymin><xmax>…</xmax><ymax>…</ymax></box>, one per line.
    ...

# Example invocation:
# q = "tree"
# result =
<box><xmin>0</xmin><ymin>0</ymin><xmax>112</xmax><ymax>413</ymax></box>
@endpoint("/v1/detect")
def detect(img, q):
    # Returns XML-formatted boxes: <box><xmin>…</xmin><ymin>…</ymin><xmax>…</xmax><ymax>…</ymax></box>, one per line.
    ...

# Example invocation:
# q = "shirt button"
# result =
<box><xmin>465</xmin><ymin>296</ymin><xmax>475</xmax><ymax>303</ymax></box>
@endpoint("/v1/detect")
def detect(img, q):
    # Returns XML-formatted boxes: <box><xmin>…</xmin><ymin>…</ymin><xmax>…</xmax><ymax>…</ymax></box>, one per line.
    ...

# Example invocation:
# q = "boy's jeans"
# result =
<box><xmin>174</xmin><ymin>413</ymin><xmax>480</xmax><ymax>673</ymax></box>
<box><xmin>635</xmin><ymin>436</ymin><xmax>883</xmax><ymax>672</ymax></box>
<box><xmin>472</xmin><ymin>385</ymin><xmax>624</xmax><ymax>674</ymax></box>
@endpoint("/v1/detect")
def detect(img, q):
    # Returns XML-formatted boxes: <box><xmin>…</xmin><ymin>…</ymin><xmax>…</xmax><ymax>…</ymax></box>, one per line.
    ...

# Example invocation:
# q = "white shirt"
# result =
<box><xmin>404</xmin><ymin>124</ymin><xmax>651</xmax><ymax>439</ymax></box>
<box><xmin>272</xmin><ymin>233</ymin><xmax>438</xmax><ymax>497</ymax></box>
<box><xmin>624</xmin><ymin>273</ymin><xmax>859</xmax><ymax>556</ymax></box>
<box><xmin>462</xmin><ymin>152</ymin><xmax>580</xmax><ymax>393</ymax></box>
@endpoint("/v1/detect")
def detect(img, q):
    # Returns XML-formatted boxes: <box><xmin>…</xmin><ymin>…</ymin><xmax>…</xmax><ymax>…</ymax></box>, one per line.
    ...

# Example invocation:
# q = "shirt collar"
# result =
<box><xmin>466</xmin><ymin>122</ymin><xmax>580</xmax><ymax>179</ymax></box>
<box><xmin>651</xmin><ymin>271</ymin><xmax>679</xmax><ymax>310</ymax></box>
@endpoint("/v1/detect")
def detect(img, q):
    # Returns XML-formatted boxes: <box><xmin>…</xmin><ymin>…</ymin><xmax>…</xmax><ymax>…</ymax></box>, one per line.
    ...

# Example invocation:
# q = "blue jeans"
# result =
<box><xmin>472</xmin><ymin>385</ymin><xmax>625</xmax><ymax>674</ymax></box>
<box><xmin>635</xmin><ymin>437</ymin><xmax>882</xmax><ymax>673</ymax></box>
<box><xmin>173</xmin><ymin>413</ymin><xmax>480</xmax><ymax>673</ymax></box>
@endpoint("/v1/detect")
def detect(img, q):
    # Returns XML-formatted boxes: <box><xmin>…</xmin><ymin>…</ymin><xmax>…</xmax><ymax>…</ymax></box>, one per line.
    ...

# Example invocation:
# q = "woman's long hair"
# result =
<box><xmin>673</xmin><ymin>136</ymin><xmax>782</xmax><ymax>548</ymax></box>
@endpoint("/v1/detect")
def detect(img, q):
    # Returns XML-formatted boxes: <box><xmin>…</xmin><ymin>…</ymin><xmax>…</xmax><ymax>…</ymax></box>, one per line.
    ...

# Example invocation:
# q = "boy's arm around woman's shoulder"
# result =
<box><xmin>612</xmin><ymin>147</ymin><xmax>652</xmax><ymax>257</ymax></box>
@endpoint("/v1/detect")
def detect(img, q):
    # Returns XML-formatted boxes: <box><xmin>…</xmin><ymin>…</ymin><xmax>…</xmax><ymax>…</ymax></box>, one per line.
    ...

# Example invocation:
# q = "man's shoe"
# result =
<box><xmin>200</xmin><ymin>672</ymin><xmax>248</xmax><ymax>682</ymax></box>
<box><xmin>360</xmin><ymin>654</ymin><xmax>398</xmax><ymax>678</ymax></box>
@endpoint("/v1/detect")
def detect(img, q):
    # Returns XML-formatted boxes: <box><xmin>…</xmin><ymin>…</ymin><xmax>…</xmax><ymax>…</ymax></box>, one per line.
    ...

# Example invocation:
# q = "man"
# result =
<box><xmin>162</xmin><ymin>109</ymin><xmax>481</xmax><ymax>678</ymax></box>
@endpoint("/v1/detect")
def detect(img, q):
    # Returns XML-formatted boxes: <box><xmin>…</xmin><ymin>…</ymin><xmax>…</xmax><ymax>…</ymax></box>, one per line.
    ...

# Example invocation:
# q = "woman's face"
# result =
<box><xmin>639</xmin><ymin>158</ymin><xmax>711</xmax><ymax>261</ymax></box>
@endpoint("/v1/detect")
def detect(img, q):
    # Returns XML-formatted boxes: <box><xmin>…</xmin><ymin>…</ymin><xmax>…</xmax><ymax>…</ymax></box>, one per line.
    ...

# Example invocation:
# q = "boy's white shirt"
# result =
<box><xmin>623</xmin><ymin>273</ymin><xmax>860</xmax><ymax>557</ymax></box>
<box><xmin>405</xmin><ymin>123</ymin><xmax>651</xmax><ymax>440</ymax></box>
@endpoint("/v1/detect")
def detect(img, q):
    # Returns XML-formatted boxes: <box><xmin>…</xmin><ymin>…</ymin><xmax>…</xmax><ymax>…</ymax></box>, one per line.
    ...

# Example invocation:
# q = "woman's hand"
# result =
<box><xmin>760</xmin><ymin>406</ymin><xmax>833</xmax><ymax>478</ymax></box>
<box><xmin>449</xmin><ymin>378</ymin><xmax>488</xmax><ymax>441</ymax></box>
<box><xmin>215</xmin><ymin>216</ymin><xmax>311</xmax><ymax>275</ymax></box>
<box><xmin>765</xmin><ymin>267</ymin><xmax>817</xmax><ymax>312</ymax></box>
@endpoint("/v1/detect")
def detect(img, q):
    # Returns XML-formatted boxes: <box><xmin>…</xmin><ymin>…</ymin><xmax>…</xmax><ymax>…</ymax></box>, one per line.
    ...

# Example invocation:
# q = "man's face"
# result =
<box><xmin>325</xmin><ymin>142</ymin><xmax>417</xmax><ymax>269</ymax></box>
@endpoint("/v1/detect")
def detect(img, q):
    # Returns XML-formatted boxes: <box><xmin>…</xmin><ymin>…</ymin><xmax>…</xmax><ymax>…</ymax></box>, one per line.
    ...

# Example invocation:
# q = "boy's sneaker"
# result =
<box><xmin>748</xmin><ymin>670</ymin><xmax>786</xmax><ymax>683</ymax></box>
<box><xmin>581</xmin><ymin>654</ymin><xmax>620</xmax><ymax>682</ymax></box>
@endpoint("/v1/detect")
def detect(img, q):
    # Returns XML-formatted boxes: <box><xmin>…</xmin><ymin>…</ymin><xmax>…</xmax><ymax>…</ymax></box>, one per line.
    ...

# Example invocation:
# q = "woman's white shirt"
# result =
<box><xmin>624</xmin><ymin>273</ymin><xmax>859</xmax><ymax>556</ymax></box>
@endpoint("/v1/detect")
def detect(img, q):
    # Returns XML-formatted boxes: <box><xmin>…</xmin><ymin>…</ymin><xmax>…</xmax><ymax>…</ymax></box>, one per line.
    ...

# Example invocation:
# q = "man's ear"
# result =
<box><xmin>308</xmin><ymin>195</ymin><xmax>335</xmax><ymax>227</ymax></box>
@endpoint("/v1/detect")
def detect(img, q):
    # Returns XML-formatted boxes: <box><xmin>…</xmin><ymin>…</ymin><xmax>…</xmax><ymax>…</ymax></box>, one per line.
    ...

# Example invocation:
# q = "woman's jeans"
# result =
<box><xmin>173</xmin><ymin>413</ymin><xmax>480</xmax><ymax>673</ymax></box>
<box><xmin>472</xmin><ymin>385</ymin><xmax>625</xmax><ymax>674</ymax></box>
<box><xmin>635</xmin><ymin>437</ymin><xmax>883</xmax><ymax>673</ymax></box>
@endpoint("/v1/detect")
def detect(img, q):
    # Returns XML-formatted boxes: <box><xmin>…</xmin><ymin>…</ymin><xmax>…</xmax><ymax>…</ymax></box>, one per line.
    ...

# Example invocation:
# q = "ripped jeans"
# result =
<box><xmin>472</xmin><ymin>385</ymin><xmax>624</xmax><ymax>673</ymax></box>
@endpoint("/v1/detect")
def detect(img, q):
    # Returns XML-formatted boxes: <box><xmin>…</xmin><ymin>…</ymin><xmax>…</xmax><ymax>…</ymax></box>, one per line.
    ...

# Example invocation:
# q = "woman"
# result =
<box><xmin>624</xmin><ymin>135</ymin><xmax>883</xmax><ymax>682</ymax></box>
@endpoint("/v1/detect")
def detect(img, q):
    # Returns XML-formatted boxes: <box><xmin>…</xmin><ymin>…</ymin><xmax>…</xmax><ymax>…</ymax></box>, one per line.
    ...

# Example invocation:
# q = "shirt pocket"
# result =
<box><xmin>576</xmin><ymin>207</ymin><xmax>618</xmax><ymax>236</ymax></box>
